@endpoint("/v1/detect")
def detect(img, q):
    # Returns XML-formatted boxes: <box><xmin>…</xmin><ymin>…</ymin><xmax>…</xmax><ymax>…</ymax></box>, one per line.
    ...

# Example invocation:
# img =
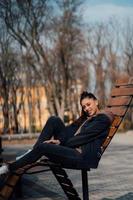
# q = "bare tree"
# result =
<box><xmin>0</xmin><ymin>0</ymin><xmax>86</xmax><ymax>121</ymax></box>
<box><xmin>44</xmin><ymin>0</ymin><xmax>86</xmax><ymax>119</ymax></box>
<box><xmin>86</xmin><ymin>23</ymin><xmax>108</xmax><ymax>106</ymax></box>
<box><xmin>86</xmin><ymin>20</ymin><xmax>126</xmax><ymax>106</ymax></box>
<box><xmin>121</xmin><ymin>20</ymin><xmax>133</xmax><ymax>128</ymax></box>
<box><xmin>0</xmin><ymin>21</ymin><xmax>24</xmax><ymax>133</ymax></box>
<box><xmin>123</xmin><ymin>20</ymin><xmax>133</xmax><ymax>76</ymax></box>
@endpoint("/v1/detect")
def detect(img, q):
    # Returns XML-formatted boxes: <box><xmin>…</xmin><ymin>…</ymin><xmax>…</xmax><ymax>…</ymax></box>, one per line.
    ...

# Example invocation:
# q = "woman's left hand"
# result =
<box><xmin>43</xmin><ymin>139</ymin><xmax>61</xmax><ymax>145</ymax></box>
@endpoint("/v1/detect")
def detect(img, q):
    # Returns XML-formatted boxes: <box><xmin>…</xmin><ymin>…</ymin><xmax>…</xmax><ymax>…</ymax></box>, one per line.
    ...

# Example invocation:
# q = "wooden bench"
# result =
<box><xmin>0</xmin><ymin>76</ymin><xmax>133</xmax><ymax>200</ymax></box>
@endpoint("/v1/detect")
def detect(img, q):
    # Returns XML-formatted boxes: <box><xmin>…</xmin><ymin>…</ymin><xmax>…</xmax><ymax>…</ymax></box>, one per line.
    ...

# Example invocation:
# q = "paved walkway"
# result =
<box><xmin>1</xmin><ymin>131</ymin><xmax>133</xmax><ymax>200</ymax></box>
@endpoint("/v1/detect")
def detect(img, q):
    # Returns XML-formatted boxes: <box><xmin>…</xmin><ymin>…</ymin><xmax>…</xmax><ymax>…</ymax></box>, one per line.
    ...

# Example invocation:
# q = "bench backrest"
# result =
<box><xmin>101</xmin><ymin>76</ymin><xmax>133</xmax><ymax>154</ymax></box>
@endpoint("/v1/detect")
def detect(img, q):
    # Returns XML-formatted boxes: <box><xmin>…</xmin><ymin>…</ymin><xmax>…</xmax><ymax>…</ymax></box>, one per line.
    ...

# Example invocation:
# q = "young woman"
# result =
<box><xmin>0</xmin><ymin>92</ymin><xmax>114</xmax><ymax>174</ymax></box>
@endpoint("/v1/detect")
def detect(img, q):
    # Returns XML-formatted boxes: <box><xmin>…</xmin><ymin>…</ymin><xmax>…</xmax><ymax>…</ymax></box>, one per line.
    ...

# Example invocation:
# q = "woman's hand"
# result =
<box><xmin>44</xmin><ymin>139</ymin><xmax>61</xmax><ymax>145</ymax></box>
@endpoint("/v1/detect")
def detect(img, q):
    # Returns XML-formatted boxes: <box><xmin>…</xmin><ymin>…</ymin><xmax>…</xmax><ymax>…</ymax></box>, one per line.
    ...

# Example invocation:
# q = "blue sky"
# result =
<box><xmin>82</xmin><ymin>0</ymin><xmax>133</xmax><ymax>23</ymax></box>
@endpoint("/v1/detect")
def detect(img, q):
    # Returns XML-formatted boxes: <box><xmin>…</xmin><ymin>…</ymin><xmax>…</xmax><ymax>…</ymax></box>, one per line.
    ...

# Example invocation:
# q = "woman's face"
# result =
<box><xmin>81</xmin><ymin>97</ymin><xmax>99</xmax><ymax>117</ymax></box>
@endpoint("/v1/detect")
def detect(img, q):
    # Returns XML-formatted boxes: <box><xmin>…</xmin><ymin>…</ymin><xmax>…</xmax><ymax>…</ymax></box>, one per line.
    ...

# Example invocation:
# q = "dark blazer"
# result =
<box><xmin>65</xmin><ymin>113</ymin><xmax>114</xmax><ymax>168</ymax></box>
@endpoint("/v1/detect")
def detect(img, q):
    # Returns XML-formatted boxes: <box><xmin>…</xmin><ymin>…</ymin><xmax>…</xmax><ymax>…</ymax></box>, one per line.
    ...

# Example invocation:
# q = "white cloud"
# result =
<box><xmin>82</xmin><ymin>4</ymin><xmax>133</xmax><ymax>23</ymax></box>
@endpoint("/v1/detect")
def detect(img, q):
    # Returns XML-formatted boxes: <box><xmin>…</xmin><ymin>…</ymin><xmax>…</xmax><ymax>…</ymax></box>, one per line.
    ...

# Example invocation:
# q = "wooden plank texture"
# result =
<box><xmin>106</xmin><ymin>106</ymin><xmax>128</xmax><ymax>116</ymax></box>
<box><xmin>102</xmin><ymin>138</ymin><xmax>111</xmax><ymax>150</ymax></box>
<box><xmin>111</xmin><ymin>87</ymin><xmax>133</xmax><ymax>97</ymax></box>
<box><xmin>0</xmin><ymin>185</ymin><xmax>13</xmax><ymax>198</ymax></box>
<box><xmin>107</xmin><ymin>96</ymin><xmax>132</xmax><ymax>106</ymax></box>
<box><xmin>111</xmin><ymin>116</ymin><xmax>122</xmax><ymax>127</ymax></box>
<box><xmin>108</xmin><ymin>127</ymin><xmax>117</xmax><ymax>137</ymax></box>
<box><xmin>115</xmin><ymin>76</ymin><xmax>133</xmax><ymax>86</ymax></box>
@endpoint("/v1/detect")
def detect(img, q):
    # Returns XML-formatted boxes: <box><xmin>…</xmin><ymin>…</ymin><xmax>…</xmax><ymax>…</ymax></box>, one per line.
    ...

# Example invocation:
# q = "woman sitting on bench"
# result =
<box><xmin>0</xmin><ymin>91</ymin><xmax>114</xmax><ymax>175</ymax></box>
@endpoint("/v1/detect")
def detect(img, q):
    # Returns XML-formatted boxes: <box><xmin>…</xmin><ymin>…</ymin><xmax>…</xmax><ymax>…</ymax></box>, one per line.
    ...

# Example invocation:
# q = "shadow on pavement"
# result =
<box><xmin>16</xmin><ymin>176</ymin><xmax>65</xmax><ymax>200</ymax></box>
<box><xmin>102</xmin><ymin>192</ymin><xmax>133</xmax><ymax>200</ymax></box>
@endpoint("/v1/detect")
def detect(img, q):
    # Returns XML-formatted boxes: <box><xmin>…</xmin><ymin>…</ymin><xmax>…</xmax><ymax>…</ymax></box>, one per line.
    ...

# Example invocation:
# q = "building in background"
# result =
<box><xmin>0</xmin><ymin>86</ymin><xmax>50</xmax><ymax>134</ymax></box>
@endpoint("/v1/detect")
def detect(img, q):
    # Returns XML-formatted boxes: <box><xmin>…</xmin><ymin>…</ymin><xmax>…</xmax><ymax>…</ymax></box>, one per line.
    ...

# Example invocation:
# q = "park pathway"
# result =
<box><xmin>2</xmin><ymin>131</ymin><xmax>133</xmax><ymax>200</ymax></box>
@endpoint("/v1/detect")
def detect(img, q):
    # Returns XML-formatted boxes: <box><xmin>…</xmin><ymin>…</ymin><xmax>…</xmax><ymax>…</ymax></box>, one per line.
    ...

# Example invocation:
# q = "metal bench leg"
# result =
<box><xmin>81</xmin><ymin>170</ymin><xmax>89</xmax><ymax>200</ymax></box>
<box><xmin>14</xmin><ymin>177</ymin><xmax>23</xmax><ymax>198</ymax></box>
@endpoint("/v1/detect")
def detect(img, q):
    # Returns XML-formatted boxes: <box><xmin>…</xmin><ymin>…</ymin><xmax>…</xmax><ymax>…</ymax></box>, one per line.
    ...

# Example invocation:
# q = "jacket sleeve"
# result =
<box><xmin>65</xmin><ymin>114</ymin><xmax>111</xmax><ymax>148</ymax></box>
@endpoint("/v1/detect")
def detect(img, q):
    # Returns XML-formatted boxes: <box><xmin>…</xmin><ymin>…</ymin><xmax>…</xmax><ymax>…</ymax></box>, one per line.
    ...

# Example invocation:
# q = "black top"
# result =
<box><xmin>66</xmin><ymin>113</ymin><xmax>111</xmax><ymax>148</ymax></box>
<box><xmin>64</xmin><ymin>113</ymin><xmax>113</xmax><ymax>168</ymax></box>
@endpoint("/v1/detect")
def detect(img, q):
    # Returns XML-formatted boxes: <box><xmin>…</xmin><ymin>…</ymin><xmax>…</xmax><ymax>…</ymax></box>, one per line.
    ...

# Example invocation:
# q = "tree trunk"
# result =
<box><xmin>2</xmin><ymin>100</ymin><xmax>9</xmax><ymax>134</ymax></box>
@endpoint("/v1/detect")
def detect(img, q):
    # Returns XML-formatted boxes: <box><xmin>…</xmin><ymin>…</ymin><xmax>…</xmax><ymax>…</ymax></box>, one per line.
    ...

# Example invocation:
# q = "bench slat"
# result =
<box><xmin>108</xmin><ymin>127</ymin><xmax>117</xmax><ymax>137</ymax></box>
<box><xmin>102</xmin><ymin>138</ymin><xmax>111</xmax><ymax>150</ymax></box>
<box><xmin>106</xmin><ymin>106</ymin><xmax>128</xmax><ymax>116</ymax></box>
<box><xmin>111</xmin><ymin>87</ymin><xmax>133</xmax><ymax>96</ymax></box>
<box><xmin>0</xmin><ymin>185</ymin><xmax>13</xmax><ymax>197</ymax></box>
<box><xmin>111</xmin><ymin>117</ymin><xmax>122</xmax><ymax>127</ymax></box>
<box><xmin>115</xmin><ymin>76</ymin><xmax>133</xmax><ymax>86</ymax></box>
<box><xmin>107</xmin><ymin>96</ymin><xmax>132</xmax><ymax>106</ymax></box>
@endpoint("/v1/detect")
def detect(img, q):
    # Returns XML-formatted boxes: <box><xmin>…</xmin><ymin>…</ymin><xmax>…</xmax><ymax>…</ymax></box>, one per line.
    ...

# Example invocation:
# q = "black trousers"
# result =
<box><xmin>33</xmin><ymin>116</ymin><xmax>66</xmax><ymax>148</ymax></box>
<box><xmin>33</xmin><ymin>116</ymin><xmax>78</xmax><ymax>148</ymax></box>
<box><xmin>9</xmin><ymin>117</ymin><xmax>83</xmax><ymax>171</ymax></box>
